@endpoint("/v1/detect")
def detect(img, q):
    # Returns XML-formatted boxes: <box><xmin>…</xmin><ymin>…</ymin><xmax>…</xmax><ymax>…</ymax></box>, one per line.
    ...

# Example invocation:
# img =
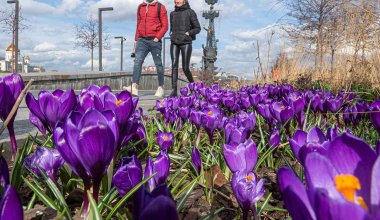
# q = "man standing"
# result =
<box><xmin>124</xmin><ymin>0</ymin><xmax>168</xmax><ymax>97</ymax></box>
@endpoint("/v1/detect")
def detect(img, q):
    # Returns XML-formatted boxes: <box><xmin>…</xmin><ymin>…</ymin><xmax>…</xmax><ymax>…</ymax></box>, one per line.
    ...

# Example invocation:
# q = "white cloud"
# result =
<box><xmin>19</xmin><ymin>0</ymin><xmax>82</xmax><ymax>16</ymax></box>
<box><xmin>59</xmin><ymin>0</ymin><xmax>82</xmax><ymax>12</ymax></box>
<box><xmin>33</xmin><ymin>42</ymin><xmax>57</xmax><ymax>52</ymax></box>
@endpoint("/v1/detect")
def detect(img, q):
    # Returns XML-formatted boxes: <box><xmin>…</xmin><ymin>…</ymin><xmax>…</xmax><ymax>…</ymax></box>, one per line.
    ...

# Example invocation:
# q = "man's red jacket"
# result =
<box><xmin>134</xmin><ymin>1</ymin><xmax>168</xmax><ymax>41</ymax></box>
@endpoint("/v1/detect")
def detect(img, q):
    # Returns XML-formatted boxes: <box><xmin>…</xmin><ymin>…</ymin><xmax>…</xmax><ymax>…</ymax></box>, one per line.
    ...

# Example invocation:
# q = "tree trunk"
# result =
<box><xmin>91</xmin><ymin>47</ymin><xmax>94</xmax><ymax>71</ymax></box>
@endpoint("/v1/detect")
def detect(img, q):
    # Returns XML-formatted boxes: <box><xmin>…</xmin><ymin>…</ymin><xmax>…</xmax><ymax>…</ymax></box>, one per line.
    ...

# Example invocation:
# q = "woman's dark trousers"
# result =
<box><xmin>170</xmin><ymin>43</ymin><xmax>194</xmax><ymax>96</ymax></box>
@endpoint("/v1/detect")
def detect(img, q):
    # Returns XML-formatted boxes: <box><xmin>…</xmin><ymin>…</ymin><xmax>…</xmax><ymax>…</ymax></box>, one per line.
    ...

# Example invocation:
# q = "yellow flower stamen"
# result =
<box><xmin>246</xmin><ymin>175</ymin><xmax>253</xmax><ymax>182</ymax></box>
<box><xmin>357</xmin><ymin>197</ymin><xmax>368</xmax><ymax>211</ymax></box>
<box><xmin>280</xmin><ymin>105</ymin><xmax>285</xmax><ymax>110</ymax></box>
<box><xmin>334</xmin><ymin>174</ymin><xmax>368</xmax><ymax>210</ymax></box>
<box><xmin>116</xmin><ymin>100</ymin><xmax>122</xmax><ymax>106</ymax></box>
<box><xmin>208</xmin><ymin>111</ymin><xmax>213</xmax><ymax>116</ymax></box>
<box><xmin>163</xmin><ymin>135</ymin><xmax>168</xmax><ymax>141</ymax></box>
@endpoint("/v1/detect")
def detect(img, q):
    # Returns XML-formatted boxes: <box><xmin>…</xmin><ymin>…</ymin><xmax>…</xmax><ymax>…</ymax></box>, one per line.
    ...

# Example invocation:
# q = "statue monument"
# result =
<box><xmin>202</xmin><ymin>0</ymin><xmax>219</xmax><ymax>75</ymax></box>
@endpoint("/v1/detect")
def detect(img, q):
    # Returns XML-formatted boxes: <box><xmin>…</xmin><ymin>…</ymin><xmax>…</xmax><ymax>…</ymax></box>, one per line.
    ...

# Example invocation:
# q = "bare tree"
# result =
<box><xmin>74</xmin><ymin>16</ymin><xmax>110</xmax><ymax>71</ymax></box>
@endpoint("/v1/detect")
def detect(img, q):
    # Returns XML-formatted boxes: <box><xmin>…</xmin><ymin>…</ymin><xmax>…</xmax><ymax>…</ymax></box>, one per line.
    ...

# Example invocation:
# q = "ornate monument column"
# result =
<box><xmin>202</xmin><ymin>0</ymin><xmax>219</xmax><ymax>75</ymax></box>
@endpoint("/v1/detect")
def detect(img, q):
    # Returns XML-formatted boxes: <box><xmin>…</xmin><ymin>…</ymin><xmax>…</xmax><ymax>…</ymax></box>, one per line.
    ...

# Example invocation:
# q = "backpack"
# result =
<box><xmin>138</xmin><ymin>2</ymin><xmax>162</xmax><ymax>23</ymax></box>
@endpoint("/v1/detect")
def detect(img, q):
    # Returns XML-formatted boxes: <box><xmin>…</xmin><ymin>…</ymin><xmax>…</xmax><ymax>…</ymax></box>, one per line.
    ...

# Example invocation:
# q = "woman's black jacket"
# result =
<box><xmin>170</xmin><ymin>3</ymin><xmax>201</xmax><ymax>45</ymax></box>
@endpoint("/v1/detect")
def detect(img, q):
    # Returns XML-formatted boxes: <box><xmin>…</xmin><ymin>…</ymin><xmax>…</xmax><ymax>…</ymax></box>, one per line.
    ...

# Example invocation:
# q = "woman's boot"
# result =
<box><xmin>169</xmin><ymin>69</ymin><xmax>178</xmax><ymax>97</ymax></box>
<box><xmin>184</xmin><ymin>70</ymin><xmax>194</xmax><ymax>83</ymax></box>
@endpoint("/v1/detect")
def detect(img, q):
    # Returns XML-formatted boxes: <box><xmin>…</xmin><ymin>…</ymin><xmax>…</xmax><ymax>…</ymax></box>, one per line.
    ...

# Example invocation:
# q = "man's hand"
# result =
<box><xmin>153</xmin><ymin>37</ymin><xmax>159</xmax><ymax>42</ymax></box>
<box><xmin>133</xmin><ymin>41</ymin><xmax>137</xmax><ymax>52</ymax></box>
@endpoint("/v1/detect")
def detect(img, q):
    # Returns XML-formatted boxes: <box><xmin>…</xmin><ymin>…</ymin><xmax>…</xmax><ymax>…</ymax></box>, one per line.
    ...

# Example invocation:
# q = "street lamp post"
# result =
<box><xmin>162</xmin><ymin>37</ymin><xmax>170</xmax><ymax>74</ymax></box>
<box><xmin>7</xmin><ymin>0</ymin><xmax>19</xmax><ymax>73</ymax></box>
<box><xmin>98</xmin><ymin>7</ymin><xmax>113</xmax><ymax>71</ymax></box>
<box><xmin>114</xmin><ymin>36</ymin><xmax>126</xmax><ymax>72</ymax></box>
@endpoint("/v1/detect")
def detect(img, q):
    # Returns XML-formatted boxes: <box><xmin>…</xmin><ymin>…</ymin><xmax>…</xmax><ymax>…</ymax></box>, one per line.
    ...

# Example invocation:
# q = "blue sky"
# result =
<box><xmin>0</xmin><ymin>0</ymin><xmax>287</xmax><ymax>78</ymax></box>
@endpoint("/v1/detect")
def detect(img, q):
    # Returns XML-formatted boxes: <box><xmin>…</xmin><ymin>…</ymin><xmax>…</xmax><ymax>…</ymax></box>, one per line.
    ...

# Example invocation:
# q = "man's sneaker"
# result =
<box><xmin>123</xmin><ymin>83</ymin><xmax>139</xmax><ymax>96</ymax></box>
<box><xmin>154</xmin><ymin>86</ymin><xmax>164</xmax><ymax>98</ymax></box>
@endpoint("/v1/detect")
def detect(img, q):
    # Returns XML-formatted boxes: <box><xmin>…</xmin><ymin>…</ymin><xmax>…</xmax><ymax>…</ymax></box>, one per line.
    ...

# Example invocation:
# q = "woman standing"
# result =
<box><xmin>169</xmin><ymin>0</ymin><xmax>201</xmax><ymax>96</ymax></box>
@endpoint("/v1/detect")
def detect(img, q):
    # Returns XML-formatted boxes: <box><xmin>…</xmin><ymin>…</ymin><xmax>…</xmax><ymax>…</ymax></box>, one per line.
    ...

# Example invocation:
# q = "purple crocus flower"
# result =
<box><xmin>24</xmin><ymin>146</ymin><xmax>64</xmax><ymax>181</ymax></box>
<box><xmin>0</xmin><ymin>73</ymin><xmax>25</xmax><ymax>156</ymax></box>
<box><xmin>223</xmin><ymin>138</ymin><xmax>258</xmax><ymax>174</ymax></box>
<box><xmin>201</xmin><ymin>106</ymin><xmax>221</xmax><ymax>144</ymax></box>
<box><xmin>310</xmin><ymin>94</ymin><xmax>321</xmax><ymax>112</ymax></box>
<box><xmin>289</xmin><ymin>127</ymin><xmax>331</xmax><ymax>164</ymax></box>
<box><xmin>288</xmin><ymin>130</ymin><xmax>307</xmax><ymax>160</ymax></box>
<box><xmin>156</xmin><ymin>99</ymin><xmax>167</xmax><ymax>114</ymax></box>
<box><xmin>256</xmin><ymin>103</ymin><xmax>273</xmax><ymax>124</ymax></box>
<box><xmin>144</xmin><ymin>152</ymin><xmax>170</xmax><ymax>191</ymax></box>
<box><xmin>103</xmin><ymin>90</ymin><xmax>134</xmax><ymax>127</ymax></box>
<box><xmin>179</xmin><ymin>96</ymin><xmax>192</xmax><ymax>107</ymax></box>
<box><xmin>80</xmin><ymin>85</ymin><xmax>111</xmax><ymax>101</ymax></box>
<box><xmin>224</xmin><ymin>123</ymin><xmax>248</xmax><ymax>145</ymax></box>
<box><xmin>270</xmin><ymin>128</ymin><xmax>280</xmax><ymax>148</ymax></box>
<box><xmin>278</xmin><ymin>133</ymin><xmax>380</xmax><ymax>220</ymax></box>
<box><xmin>249</xmin><ymin>93</ymin><xmax>262</xmax><ymax>107</ymax></box>
<box><xmin>231</xmin><ymin>171</ymin><xmax>265</xmax><ymax>219</ymax></box>
<box><xmin>26</xmin><ymin>89</ymin><xmax>76</xmax><ymax>134</ymax></box>
<box><xmin>223</xmin><ymin>138</ymin><xmax>265</xmax><ymax>219</ymax></box>
<box><xmin>153</xmin><ymin>151</ymin><xmax>170</xmax><ymax>186</ymax></box>
<box><xmin>180</xmin><ymin>87</ymin><xmax>188</xmax><ymax>96</ymax></box>
<box><xmin>325</xmin><ymin>96</ymin><xmax>343</xmax><ymax>113</ymax></box>
<box><xmin>178</xmin><ymin>107</ymin><xmax>190</xmax><ymax>120</ymax></box>
<box><xmin>77</xmin><ymin>88</ymin><xmax>104</xmax><ymax>113</ymax></box>
<box><xmin>376</xmin><ymin>140</ymin><xmax>380</xmax><ymax>155</ymax></box>
<box><xmin>144</xmin><ymin>157</ymin><xmax>156</xmax><ymax>192</ymax></box>
<box><xmin>236</xmin><ymin>111</ymin><xmax>256</xmax><ymax>134</ymax></box>
<box><xmin>191</xmin><ymin>146</ymin><xmax>202</xmax><ymax>174</ymax></box>
<box><xmin>53</xmin><ymin>109</ymin><xmax>118</xmax><ymax>215</ymax></box>
<box><xmin>326</xmin><ymin>126</ymin><xmax>339</xmax><ymax>141</ymax></box>
<box><xmin>134</xmin><ymin>184</ymin><xmax>179</xmax><ymax>220</ymax></box>
<box><xmin>156</xmin><ymin>131</ymin><xmax>174</xmax><ymax>151</ymax></box>
<box><xmin>0</xmin><ymin>185</ymin><xmax>23</xmax><ymax>220</ymax></box>
<box><xmin>29</xmin><ymin>112</ymin><xmax>47</xmax><ymax>136</ymax></box>
<box><xmin>112</xmin><ymin>155</ymin><xmax>142</xmax><ymax>196</ymax></box>
<box><xmin>287</xmin><ymin>92</ymin><xmax>305</xmax><ymax>114</ymax></box>
<box><xmin>270</xmin><ymin>101</ymin><xmax>294</xmax><ymax>124</ymax></box>
<box><xmin>240</xmin><ymin>95</ymin><xmax>251</xmax><ymax>109</ymax></box>
<box><xmin>119</xmin><ymin>116</ymin><xmax>147</xmax><ymax>148</ymax></box>
<box><xmin>222</xmin><ymin>94</ymin><xmax>235</xmax><ymax>108</ymax></box>
<box><xmin>370</xmin><ymin>100</ymin><xmax>380</xmax><ymax>134</ymax></box>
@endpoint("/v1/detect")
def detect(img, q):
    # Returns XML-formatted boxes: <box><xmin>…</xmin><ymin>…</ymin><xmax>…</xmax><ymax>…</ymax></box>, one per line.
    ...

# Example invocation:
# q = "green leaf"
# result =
<box><xmin>35</xmin><ymin>166</ymin><xmax>73</xmax><ymax>220</ymax></box>
<box><xmin>257</xmin><ymin>192</ymin><xmax>272</xmax><ymax>217</ymax></box>
<box><xmin>170</xmin><ymin>173</ymin><xmax>189</xmax><ymax>195</ymax></box>
<box><xmin>27</xmin><ymin>193</ymin><xmax>37</xmax><ymax>210</ymax></box>
<box><xmin>176</xmin><ymin>176</ymin><xmax>199</xmax><ymax>212</ymax></box>
<box><xmin>255</xmin><ymin>147</ymin><xmax>277</xmax><ymax>170</ymax></box>
<box><xmin>22</xmin><ymin>177</ymin><xmax>60</xmax><ymax>211</ymax></box>
<box><xmin>11</xmin><ymin>134</ymin><xmax>34</xmax><ymax>190</ymax></box>
<box><xmin>199</xmin><ymin>207</ymin><xmax>225</xmax><ymax>220</ymax></box>
<box><xmin>168</xmin><ymin>160</ymin><xmax>189</xmax><ymax>187</ymax></box>
<box><xmin>98</xmin><ymin>187</ymin><xmax>118</xmax><ymax>213</ymax></box>
<box><xmin>153</xmin><ymin>116</ymin><xmax>164</xmax><ymax>131</ymax></box>
<box><xmin>87</xmin><ymin>190</ymin><xmax>103</xmax><ymax>220</ymax></box>
<box><xmin>105</xmin><ymin>173</ymin><xmax>156</xmax><ymax>220</ymax></box>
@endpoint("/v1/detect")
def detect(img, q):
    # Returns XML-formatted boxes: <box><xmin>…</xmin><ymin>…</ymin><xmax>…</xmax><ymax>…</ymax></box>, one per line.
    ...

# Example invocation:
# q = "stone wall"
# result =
<box><xmin>20</xmin><ymin>71</ymin><xmax>189</xmax><ymax>91</ymax></box>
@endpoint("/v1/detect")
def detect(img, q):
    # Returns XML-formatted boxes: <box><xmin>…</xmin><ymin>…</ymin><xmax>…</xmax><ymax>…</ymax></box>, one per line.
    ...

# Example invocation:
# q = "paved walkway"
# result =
<box><xmin>0</xmin><ymin>90</ymin><xmax>165</xmax><ymax>158</ymax></box>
